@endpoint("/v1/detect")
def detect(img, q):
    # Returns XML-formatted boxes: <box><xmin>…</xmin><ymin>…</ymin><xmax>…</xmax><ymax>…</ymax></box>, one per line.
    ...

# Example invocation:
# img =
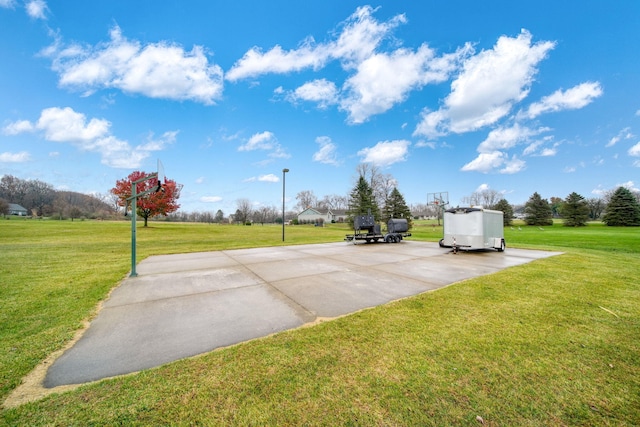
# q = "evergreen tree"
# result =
<box><xmin>524</xmin><ymin>192</ymin><xmax>553</xmax><ymax>226</ymax></box>
<box><xmin>561</xmin><ymin>192</ymin><xmax>589</xmax><ymax>226</ymax></box>
<box><xmin>383</xmin><ymin>187</ymin><xmax>413</xmax><ymax>229</ymax></box>
<box><xmin>602</xmin><ymin>187</ymin><xmax>640</xmax><ymax>226</ymax></box>
<box><xmin>347</xmin><ymin>176</ymin><xmax>380</xmax><ymax>227</ymax></box>
<box><xmin>493</xmin><ymin>198</ymin><xmax>514</xmax><ymax>226</ymax></box>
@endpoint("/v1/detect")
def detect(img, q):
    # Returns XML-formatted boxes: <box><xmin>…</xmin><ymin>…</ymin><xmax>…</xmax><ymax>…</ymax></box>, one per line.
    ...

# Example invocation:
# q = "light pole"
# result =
<box><xmin>282</xmin><ymin>168</ymin><xmax>289</xmax><ymax>242</ymax></box>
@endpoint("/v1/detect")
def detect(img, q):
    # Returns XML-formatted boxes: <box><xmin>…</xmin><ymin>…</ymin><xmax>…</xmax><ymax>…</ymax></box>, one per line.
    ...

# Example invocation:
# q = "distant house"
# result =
<box><xmin>297</xmin><ymin>207</ymin><xmax>347</xmax><ymax>224</ymax></box>
<box><xmin>8</xmin><ymin>203</ymin><xmax>28</xmax><ymax>216</ymax></box>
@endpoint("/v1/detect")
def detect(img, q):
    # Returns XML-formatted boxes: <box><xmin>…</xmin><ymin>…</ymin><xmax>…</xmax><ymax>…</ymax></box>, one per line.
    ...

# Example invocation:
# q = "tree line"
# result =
<box><xmin>4</xmin><ymin>168</ymin><xmax>638</xmax><ymax>228</ymax></box>
<box><xmin>470</xmin><ymin>187</ymin><xmax>640</xmax><ymax>227</ymax></box>
<box><xmin>0</xmin><ymin>175</ymin><xmax>113</xmax><ymax>219</ymax></box>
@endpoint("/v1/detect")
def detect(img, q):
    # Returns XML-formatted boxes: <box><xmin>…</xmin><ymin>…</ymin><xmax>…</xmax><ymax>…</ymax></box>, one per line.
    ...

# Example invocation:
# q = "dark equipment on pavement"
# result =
<box><xmin>345</xmin><ymin>212</ymin><xmax>411</xmax><ymax>244</ymax></box>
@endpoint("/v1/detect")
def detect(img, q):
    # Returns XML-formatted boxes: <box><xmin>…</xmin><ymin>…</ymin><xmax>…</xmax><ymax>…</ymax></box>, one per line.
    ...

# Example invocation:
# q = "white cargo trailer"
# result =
<box><xmin>439</xmin><ymin>207</ymin><xmax>505</xmax><ymax>251</ymax></box>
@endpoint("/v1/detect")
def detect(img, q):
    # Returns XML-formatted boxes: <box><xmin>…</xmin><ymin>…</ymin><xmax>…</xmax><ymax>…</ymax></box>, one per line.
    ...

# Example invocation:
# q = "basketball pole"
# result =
<box><xmin>127</xmin><ymin>172</ymin><xmax>159</xmax><ymax>278</ymax></box>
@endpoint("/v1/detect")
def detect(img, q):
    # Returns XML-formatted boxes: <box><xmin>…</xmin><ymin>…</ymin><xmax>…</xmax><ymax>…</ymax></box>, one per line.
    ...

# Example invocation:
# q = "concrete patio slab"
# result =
<box><xmin>43</xmin><ymin>241</ymin><xmax>562</xmax><ymax>388</ymax></box>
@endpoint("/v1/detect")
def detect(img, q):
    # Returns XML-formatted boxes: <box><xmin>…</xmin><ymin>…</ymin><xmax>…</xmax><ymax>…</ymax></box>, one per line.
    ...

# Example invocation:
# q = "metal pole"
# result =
<box><xmin>282</xmin><ymin>168</ymin><xmax>289</xmax><ymax>241</ymax></box>
<box><xmin>130</xmin><ymin>181</ymin><xmax>138</xmax><ymax>277</ymax></box>
<box><xmin>127</xmin><ymin>172</ymin><xmax>158</xmax><ymax>278</ymax></box>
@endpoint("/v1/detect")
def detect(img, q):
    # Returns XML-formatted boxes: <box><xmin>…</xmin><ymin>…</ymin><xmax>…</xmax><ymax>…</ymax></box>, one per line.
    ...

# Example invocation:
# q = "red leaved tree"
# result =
<box><xmin>111</xmin><ymin>171</ymin><xmax>182</xmax><ymax>226</ymax></box>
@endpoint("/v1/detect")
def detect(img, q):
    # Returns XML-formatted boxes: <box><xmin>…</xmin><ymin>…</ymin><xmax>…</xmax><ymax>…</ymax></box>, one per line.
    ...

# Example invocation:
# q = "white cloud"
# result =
<box><xmin>44</xmin><ymin>25</ymin><xmax>223</xmax><ymax>104</ymax></box>
<box><xmin>619</xmin><ymin>180</ymin><xmax>639</xmax><ymax>192</ymax></box>
<box><xmin>477</xmin><ymin>124</ymin><xmax>546</xmax><ymax>153</ymax></box>
<box><xmin>414</xmin><ymin>109</ymin><xmax>447</xmax><ymax>139</ymax></box>
<box><xmin>195</xmin><ymin>177</ymin><xmax>205</xmax><ymax>184</ymax></box>
<box><xmin>521</xmin><ymin>81</ymin><xmax>603</xmax><ymax>119</ymax></box>
<box><xmin>415</xmin><ymin>30</ymin><xmax>555</xmax><ymax>137</ymax></box>
<box><xmin>225</xmin><ymin>40</ymin><xmax>328</xmax><ymax>82</ymax></box>
<box><xmin>341</xmin><ymin>44</ymin><xmax>470</xmax><ymax>124</ymax></box>
<box><xmin>228</xmin><ymin>6</ymin><xmax>464</xmax><ymax>123</ymax></box>
<box><xmin>606</xmin><ymin>127</ymin><xmax>634</xmax><ymax>148</ymax></box>
<box><xmin>5</xmin><ymin>107</ymin><xmax>173</xmax><ymax>168</ymax></box>
<box><xmin>238</xmin><ymin>131</ymin><xmax>289</xmax><ymax>160</ymax></box>
<box><xmin>500</xmin><ymin>156</ymin><xmax>526</xmax><ymax>174</ymax></box>
<box><xmin>463</xmin><ymin>124</ymin><xmax>550</xmax><ymax>173</ymax></box>
<box><xmin>258</xmin><ymin>174</ymin><xmax>279</xmax><ymax>183</ymax></box>
<box><xmin>629</xmin><ymin>141</ymin><xmax>640</xmax><ymax>157</ymax></box>
<box><xmin>312</xmin><ymin>136</ymin><xmax>340</xmax><ymax>166</ymax></box>
<box><xmin>200</xmin><ymin>196</ymin><xmax>222</xmax><ymax>203</ymax></box>
<box><xmin>0</xmin><ymin>0</ymin><xmax>17</xmax><ymax>8</ymax></box>
<box><xmin>523</xmin><ymin>140</ymin><xmax>543</xmax><ymax>156</ymax></box>
<box><xmin>289</xmin><ymin>79</ymin><xmax>338</xmax><ymax>108</ymax></box>
<box><xmin>243</xmin><ymin>174</ymin><xmax>279</xmax><ymax>183</ymax></box>
<box><xmin>523</xmin><ymin>136</ymin><xmax>558</xmax><ymax>157</ymax></box>
<box><xmin>36</xmin><ymin>107</ymin><xmax>110</xmax><ymax>142</ymax></box>
<box><xmin>226</xmin><ymin>6</ymin><xmax>404</xmax><ymax>81</ymax></box>
<box><xmin>461</xmin><ymin>152</ymin><xmax>525</xmax><ymax>174</ymax></box>
<box><xmin>26</xmin><ymin>0</ymin><xmax>47</xmax><ymax>19</ymax></box>
<box><xmin>137</xmin><ymin>131</ymin><xmax>178</xmax><ymax>152</ymax></box>
<box><xmin>0</xmin><ymin>151</ymin><xmax>31</xmax><ymax>162</ymax></box>
<box><xmin>238</xmin><ymin>131</ymin><xmax>277</xmax><ymax>152</ymax></box>
<box><xmin>330</xmin><ymin>6</ymin><xmax>407</xmax><ymax>70</ymax></box>
<box><xmin>461</xmin><ymin>151</ymin><xmax>505</xmax><ymax>173</ymax></box>
<box><xmin>539</xmin><ymin>146</ymin><xmax>558</xmax><ymax>157</ymax></box>
<box><xmin>2</xmin><ymin>119</ymin><xmax>34</xmax><ymax>135</ymax></box>
<box><xmin>357</xmin><ymin>139</ymin><xmax>410</xmax><ymax>166</ymax></box>
<box><xmin>415</xmin><ymin>140</ymin><xmax>436</xmax><ymax>149</ymax></box>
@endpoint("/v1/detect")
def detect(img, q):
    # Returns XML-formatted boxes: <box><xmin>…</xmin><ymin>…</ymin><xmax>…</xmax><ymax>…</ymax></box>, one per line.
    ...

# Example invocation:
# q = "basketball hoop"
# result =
<box><xmin>127</xmin><ymin>159</ymin><xmax>166</xmax><ymax>277</ymax></box>
<box><xmin>427</xmin><ymin>191</ymin><xmax>449</xmax><ymax>226</ymax></box>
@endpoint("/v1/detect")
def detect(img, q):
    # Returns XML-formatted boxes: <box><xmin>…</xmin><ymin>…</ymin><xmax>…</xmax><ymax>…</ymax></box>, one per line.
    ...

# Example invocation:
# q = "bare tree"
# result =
<box><xmin>465</xmin><ymin>188</ymin><xmax>501</xmax><ymax>208</ymax></box>
<box><xmin>253</xmin><ymin>206</ymin><xmax>278</xmax><ymax>225</ymax></box>
<box><xmin>235</xmin><ymin>198</ymin><xmax>253</xmax><ymax>224</ymax></box>
<box><xmin>0</xmin><ymin>198</ymin><xmax>8</xmax><ymax>216</ymax></box>
<box><xmin>317</xmin><ymin>194</ymin><xmax>348</xmax><ymax>210</ymax></box>
<box><xmin>295</xmin><ymin>190</ymin><xmax>317</xmax><ymax>211</ymax></box>
<box><xmin>0</xmin><ymin>175</ymin><xmax>28</xmax><ymax>205</ymax></box>
<box><xmin>25</xmin><ymin>179</ymin><xmax>55</xmax><ymax>216</ymax></box>
<box><xmin>355</xmin><ymin>163</ymin><xmax>397</xmax><ymax>207</ymax></box>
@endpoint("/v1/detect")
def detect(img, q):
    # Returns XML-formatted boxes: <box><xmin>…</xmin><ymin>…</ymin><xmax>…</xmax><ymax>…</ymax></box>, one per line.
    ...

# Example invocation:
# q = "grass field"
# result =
<box><xmin>1</xmin><ymin>218</ymin><xmax>639</xmax><ymax>425</ymax></box>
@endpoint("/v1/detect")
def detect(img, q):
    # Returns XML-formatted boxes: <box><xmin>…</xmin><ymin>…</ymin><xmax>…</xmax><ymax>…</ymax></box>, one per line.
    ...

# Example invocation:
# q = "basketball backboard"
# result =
<box><xmin>427</xmin><ymin>191</ymin><xmax>449</xmax><ymax>207</ymax></box>
<box><xmin>157</xmin><ymin>159</ymin><xmax>165</xmax><ymax>184</ymax></box>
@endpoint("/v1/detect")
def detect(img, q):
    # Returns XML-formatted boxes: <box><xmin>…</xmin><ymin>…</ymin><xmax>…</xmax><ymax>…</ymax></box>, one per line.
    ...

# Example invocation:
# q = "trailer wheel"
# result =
<box><xmin>439</xmin><ymin>238</ymin><xmax>445</xmax><ymax>248</ymax></box>
<box><xmin>497</xmin><ymin>239</ymin><xmax>506</xmax><ymax>252</ymax></box>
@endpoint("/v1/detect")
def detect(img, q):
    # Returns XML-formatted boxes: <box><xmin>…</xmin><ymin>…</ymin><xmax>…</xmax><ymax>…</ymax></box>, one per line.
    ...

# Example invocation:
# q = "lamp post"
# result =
<box><xmin>282</xmin><ymin>168</ymin><xmax>289</xmax><ymax>242</ymax></box>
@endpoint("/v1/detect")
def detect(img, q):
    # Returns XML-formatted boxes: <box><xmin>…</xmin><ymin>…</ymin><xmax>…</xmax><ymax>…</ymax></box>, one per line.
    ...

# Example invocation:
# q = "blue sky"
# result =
<box><xmin>1</xmin><ymin>1</ymin><xmax>639</xmax><ymax>214</ymax></box>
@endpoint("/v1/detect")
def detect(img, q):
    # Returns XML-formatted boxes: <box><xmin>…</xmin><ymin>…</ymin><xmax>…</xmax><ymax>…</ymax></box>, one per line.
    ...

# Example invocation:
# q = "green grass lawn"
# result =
<box><xmin>1</xmin><ymin>219</ymin><xmax>639</xmax><ymax>425</ymax></box>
